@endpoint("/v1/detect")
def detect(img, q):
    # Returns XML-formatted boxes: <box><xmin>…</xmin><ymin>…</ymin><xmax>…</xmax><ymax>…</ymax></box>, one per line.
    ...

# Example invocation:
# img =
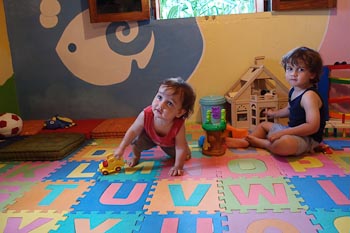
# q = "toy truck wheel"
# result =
<box><xmin>102</xmin><ymin>171</ymin><xmax>109</xmax><ymax>175</ymax></box>
<box><xmin>115</xmin><ymin>167</ymin><xmax>121</xmax><ymax>172</ymax></box>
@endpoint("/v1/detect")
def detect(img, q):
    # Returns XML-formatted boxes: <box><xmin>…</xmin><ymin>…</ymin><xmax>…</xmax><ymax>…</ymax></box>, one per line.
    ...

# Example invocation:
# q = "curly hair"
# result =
<box><xmin>160</xmin><ymin>77</ymin><xmax>196</xmax><ymax>119</ymax></box>
<box><xmin>281</xmin><ymin>46</ymin><xmax>323</xmax><ymax>84</ymax></box>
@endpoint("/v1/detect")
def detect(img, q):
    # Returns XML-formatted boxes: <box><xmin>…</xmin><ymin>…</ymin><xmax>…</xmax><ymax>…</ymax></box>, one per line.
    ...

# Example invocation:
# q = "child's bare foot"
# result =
<box><xmin>127</xmin><ymin>157</ymin><xmax>140</xmax><ymax>167</ymax></box>
<box><xmin>225</xmin><ymin>137</ymin><xmax>249</xmax><ymax>148</ymax></box>
<box><xmin>245</xmin><ymin>135</ymin><xmax>269</xmax><ymax>148</ymax></box>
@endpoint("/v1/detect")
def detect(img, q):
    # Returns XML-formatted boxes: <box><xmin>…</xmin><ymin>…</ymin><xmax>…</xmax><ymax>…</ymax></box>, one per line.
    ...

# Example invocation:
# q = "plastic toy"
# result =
<box><xmin>99</xmin><ymin>154</ymin><xmax>125</xmax><ymax>175</ymax></box>
<box><xmin>225</xmin><ymin>124</ymin><xmax>248</xmax><ymax>138</ymax></box>
<box><xmin>321</xmin><ymin>64</ymin><xmax>350</xmax><ymax>138</ymax></box>
<box><xmin>201</xmin><ymin>108</ymin><xmax>227</xmax><ymax>156</ymax></box>
<box><xmin>44</xmin><ymin>115</ymin><xmax>76</xmax><ymax>129</ymax></box>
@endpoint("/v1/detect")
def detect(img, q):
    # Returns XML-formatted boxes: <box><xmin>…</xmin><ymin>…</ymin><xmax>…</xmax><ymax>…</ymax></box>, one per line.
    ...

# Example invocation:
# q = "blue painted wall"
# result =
<box><xmin>3</xmin><ymin>0</ymin><xmax>203</xmax><ymax>119</ymax></box>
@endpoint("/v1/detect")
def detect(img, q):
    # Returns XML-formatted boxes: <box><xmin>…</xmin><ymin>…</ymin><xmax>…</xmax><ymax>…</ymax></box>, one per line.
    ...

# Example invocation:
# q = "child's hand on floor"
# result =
<box><xmin>169</xmin><ymin>166</ymin><xmax>184</xmax><ymax>176</ymax></box>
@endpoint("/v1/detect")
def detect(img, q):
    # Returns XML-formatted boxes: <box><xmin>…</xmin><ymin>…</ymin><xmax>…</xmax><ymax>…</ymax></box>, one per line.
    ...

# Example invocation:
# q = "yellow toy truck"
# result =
<box><xmin>99</xmin><ymin>154</ymin><xmax>125</xmax><ymax>175</ymax></box>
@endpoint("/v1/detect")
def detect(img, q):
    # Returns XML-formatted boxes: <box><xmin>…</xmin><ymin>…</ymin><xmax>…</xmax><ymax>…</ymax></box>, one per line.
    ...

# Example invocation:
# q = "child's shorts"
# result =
<box><xmin>268</xmin><ymin>124</ymin><xmax>320</xmax><ymax>155</ymax></box>
<box><xmin>131</xmin><ymin>130</ymin><xmax>176</xmax><ymax>157</ymax></box>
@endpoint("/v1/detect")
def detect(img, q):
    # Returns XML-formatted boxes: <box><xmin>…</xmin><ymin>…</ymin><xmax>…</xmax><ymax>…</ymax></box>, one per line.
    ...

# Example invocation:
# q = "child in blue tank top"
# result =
<box><xmin>226</xmin><ymin>47</ymin><xmax>326</xmax><ymax>156</ymax></box>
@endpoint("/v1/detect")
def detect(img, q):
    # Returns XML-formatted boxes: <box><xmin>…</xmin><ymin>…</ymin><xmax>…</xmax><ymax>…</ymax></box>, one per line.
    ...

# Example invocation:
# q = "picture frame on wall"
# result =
<box><xmin>272</xmin><ymin>0</ymin><xmax>337</xmax><ymax>11</ymax></box>
<box><xmin>88</xmin><ymin>0</ymin><xmax>150</xmax><ymax>23</ymax></box>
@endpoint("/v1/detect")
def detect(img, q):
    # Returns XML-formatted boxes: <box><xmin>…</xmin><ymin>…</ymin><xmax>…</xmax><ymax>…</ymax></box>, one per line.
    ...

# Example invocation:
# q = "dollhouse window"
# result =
<box><xmin>237</xmin><ymin>113</ymin><xmax>247</xmax><ymax>121</ymax></box>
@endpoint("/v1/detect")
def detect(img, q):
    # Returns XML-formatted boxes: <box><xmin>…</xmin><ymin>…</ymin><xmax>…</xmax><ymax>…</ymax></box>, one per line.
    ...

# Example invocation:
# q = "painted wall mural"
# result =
<box><xmin>3</xmin><ymin>0</ymin><xmax>350</xmax><ymax>120</ymax></box>
<box><xmin>0</xmin><ymin>0</ymin><xmax>19</xmax><ymax>114</ymax></box>
<box><xmin>3</xmin><ymin>0</ymin><xmax>203</xmax><ymax>119</ymax></box>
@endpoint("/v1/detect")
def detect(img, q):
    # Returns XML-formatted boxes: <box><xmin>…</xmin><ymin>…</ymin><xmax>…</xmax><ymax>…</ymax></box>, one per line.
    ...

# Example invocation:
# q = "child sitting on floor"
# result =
<box><xmin>226</xmin><ymin>46</ymin><xmax>326</xmax><ymax>156</ymax></box>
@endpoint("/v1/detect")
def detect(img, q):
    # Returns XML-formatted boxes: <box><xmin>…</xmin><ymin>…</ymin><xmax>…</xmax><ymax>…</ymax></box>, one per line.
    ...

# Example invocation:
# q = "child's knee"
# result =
<box><xmin>270</xmin><ymin>140</ymin><xmax>298</xmax><ymax>156</ymax></box>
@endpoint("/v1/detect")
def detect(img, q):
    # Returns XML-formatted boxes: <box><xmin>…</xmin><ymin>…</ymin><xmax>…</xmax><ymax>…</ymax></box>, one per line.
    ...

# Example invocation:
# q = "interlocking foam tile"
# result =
<box><xmin>72</xmin><ymin>180</ymin><xmax>155</xmax><ymax>213</ymax></box>
<box><xmin>307</xmin><ymin>208</ymin><xmax>350</xmax><ymax>233</ymax></box>
<box><xmin>90</xmin><ymin>138</ymin><xmax>123</xmax><ymax>146</ymax></box>
<box><xmin>145</xmin><ymin>178</ymin><xmax>220</xmax><ymax>214</ymax></box>
<box><xmin>0</xmin><ymin>161</ymin><xmax>66</xmax><ymax>183</ymax></box>
<box><xmin>327</xmin><ymin>151</ymin><xmax>350</xmax><ymax>174</ymax></box>
<box><xmin>229</xmin><ymin>147</ymin><xmax>271</xmax><ymax>155</ymax></box>
<box><xmin>223</xmin><ymin>209</ymin><xmax>320</xmax><ymax>232</ymax></box>
<box><xmin>218</xmin><ymin>177</ymin><xmax>306</xmax><ymax>213</ymax></box>
<box><xmin>0</xmin><ymin>182</ymin><xmax>35</xmax><ymax>211</ymax></box>
<box><xmin>158</xmin><ymin>157</ymin><xmax>220</xmax><ymax>179</ymax></box>
<box><xmin>214</xmin><ymin>153</ymin><xmax>283</xmax><ymax>178</ymax></box>
<box><xmin>274</xmin><ymin>153</ymin><xmax>346</xmax><ymax>177</ymax></box>
<box><xmin>44</xmin><ymin>161</ymin><xmax>101</xmax><ymax>181</ymax></box>
<box><xmin>98</xmin><ymin>159</ymin><xmax>162</xmax><ymax>182</ymax></box>
<box><xmin>141</xmin><ymin>211</ymin><xmax>228</xmax><ymax>233</ymax></box>
<box><xmin>324</xmin><ymin>139</ymin><xmax>350</xmax><ymax>150</ymax></box>
<box><xmin>0</xmin><ymin>122</ymin><xmax>348</xmax><ymax>232</ymax></box>
<box><xmin>52</xmin><ymin>211</ymin><xmax>144</xmax><ymax>233</ymax></box>
<box><xmin>0</xmin><ymin>162</ymin><xmax>18</xmax><ymax>174</ymax></box>
<box><xmin>0</xmin><ymin>210</ymin><xmax>67</xmax><ymax>233</ymax></box>
<box><xmin>69</xmin><ymin>139</ymin><xmax>120</xmax><ymax>162</ymax></box>
<box><xmin>6</xmin><ymin>180</ymin><xmax>94</xmax><ymax>212</ymax></box>
<box><xmin>288</xmin><ymin>175</ymin><xmax>350</xmax><ymax>211</ymax></box>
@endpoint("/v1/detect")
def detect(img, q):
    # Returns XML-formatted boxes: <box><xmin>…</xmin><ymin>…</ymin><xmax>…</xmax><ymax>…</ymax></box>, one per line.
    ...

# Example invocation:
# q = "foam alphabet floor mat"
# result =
<box><xmin>0</xmin><ymin>123</ymin><xmax>349</xmax><ymax>232</ymax></box>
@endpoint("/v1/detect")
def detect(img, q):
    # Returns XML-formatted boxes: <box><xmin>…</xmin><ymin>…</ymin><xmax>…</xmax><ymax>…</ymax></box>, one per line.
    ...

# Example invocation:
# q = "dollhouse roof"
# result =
<box><xmin>226</xmin><ymin>65</ymin><xmax>289</xmax><ymax>102</ymax></box>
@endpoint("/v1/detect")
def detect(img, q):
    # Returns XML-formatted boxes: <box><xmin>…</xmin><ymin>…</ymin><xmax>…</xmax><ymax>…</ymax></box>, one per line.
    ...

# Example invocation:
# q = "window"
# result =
<box><xmin>87</xmin><ymin>0</ymin><xmax>337</xmax><ymax>23</ymax></box>
<box><xmin>156</xmin><ymin>0</ymin><xmax>261</xmax><ymax>20</ymax></box>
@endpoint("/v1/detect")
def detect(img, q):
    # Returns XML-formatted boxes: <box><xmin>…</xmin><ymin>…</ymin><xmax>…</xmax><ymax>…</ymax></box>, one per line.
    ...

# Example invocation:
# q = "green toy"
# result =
<box><xmin>201</xmin><ymin>108</ymin><xmax>226</xmax><ymax>156</ymax></box>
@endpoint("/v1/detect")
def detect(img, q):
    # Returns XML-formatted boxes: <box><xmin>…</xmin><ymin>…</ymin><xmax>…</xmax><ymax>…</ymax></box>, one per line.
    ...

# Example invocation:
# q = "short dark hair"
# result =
<box><xmin>160</xmin><ymin>77</ymin><xmax>196</xmax><ymax>119</ymax></box>
<box><xmin>281</xmin><ymin>46</ymin><xmax>323</xmax><ymax>84</ymax></box>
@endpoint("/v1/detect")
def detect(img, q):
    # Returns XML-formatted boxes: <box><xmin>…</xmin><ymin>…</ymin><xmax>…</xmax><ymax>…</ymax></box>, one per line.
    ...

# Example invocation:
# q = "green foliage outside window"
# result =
<box><xmin>159</xmin><ymin>0</ymin><xmax>256</xmax><ymax>19</ymax></box>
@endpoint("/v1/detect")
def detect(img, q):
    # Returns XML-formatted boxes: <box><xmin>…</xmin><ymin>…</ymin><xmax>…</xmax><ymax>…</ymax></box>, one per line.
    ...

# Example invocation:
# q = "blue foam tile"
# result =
<box><xmin>288</xmin><ymin>175</ymin><xmax>350</xmax><ymax>211</ymax></box>
<box><xmin>71</xmin><ymin>180</ymin><xmax>156</xmax><ymax>213</ymax></box>
<box><xmin>140</xmin><ymin>211</ymin><xmax>228</xmax><ymax>233</ymax></box>
<box><xmin>323</xmin><ymin>139</ymin><xmax>350</xmax><ymax>150</ymax></box>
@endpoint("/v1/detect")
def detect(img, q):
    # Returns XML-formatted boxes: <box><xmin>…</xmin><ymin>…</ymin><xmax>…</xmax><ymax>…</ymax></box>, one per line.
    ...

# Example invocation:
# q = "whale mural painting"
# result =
<box><xmin>56</xmin><ymin>10</ymin><xmax>155</xmax><ymax>86</ymax></box>
<box><xmin>4</xmin><ymin>0</ymin><xmax>203</xmax><ymax>119</ymax></box>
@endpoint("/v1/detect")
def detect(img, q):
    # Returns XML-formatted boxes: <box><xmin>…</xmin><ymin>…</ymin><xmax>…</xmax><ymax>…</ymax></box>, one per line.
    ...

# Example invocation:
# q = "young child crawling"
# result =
<box><xmin>113</xmin><ymin>77</ymin><xmax>196</xmax><ymax>176</ymax></box>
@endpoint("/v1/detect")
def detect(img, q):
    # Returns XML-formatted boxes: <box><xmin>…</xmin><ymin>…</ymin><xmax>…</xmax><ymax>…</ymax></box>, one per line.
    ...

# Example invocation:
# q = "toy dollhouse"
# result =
<box><xmin>225</xmin><ymin>57</ymin><xmax>289</xmax><ymax>131</ymax></box>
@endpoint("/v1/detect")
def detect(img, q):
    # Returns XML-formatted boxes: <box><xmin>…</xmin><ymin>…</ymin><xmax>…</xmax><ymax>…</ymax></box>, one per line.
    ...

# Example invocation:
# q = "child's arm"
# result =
<box><xmin>114</xmin><ymin>112</ymin><xmax>145</xmax><ymax>158</ymax></box>
<box><xmin>266</xmin><ymin>104</ymin><xmax>290</xmax><ymax>118</ymax></box>
<box><xmin>169</xmin><ymin>124</ymin><xmax>189</xmax><ymax>176</ymax></box>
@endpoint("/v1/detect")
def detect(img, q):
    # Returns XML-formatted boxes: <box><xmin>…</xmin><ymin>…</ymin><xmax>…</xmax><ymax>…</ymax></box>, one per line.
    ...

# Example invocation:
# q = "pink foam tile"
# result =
<box><xmin>158</xmin><ymin>157</ymin><xmax>220</xmax><ymax>179</ymax></box>
<box><xmin>273</xmin><ymin>153</ymin><xmax>346</xmax><ymax>177</ymax></box>
<box><xmin>0</xmin><ymin>161</ymin><xmax>66</xmax><ymax>182</ymax></box>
